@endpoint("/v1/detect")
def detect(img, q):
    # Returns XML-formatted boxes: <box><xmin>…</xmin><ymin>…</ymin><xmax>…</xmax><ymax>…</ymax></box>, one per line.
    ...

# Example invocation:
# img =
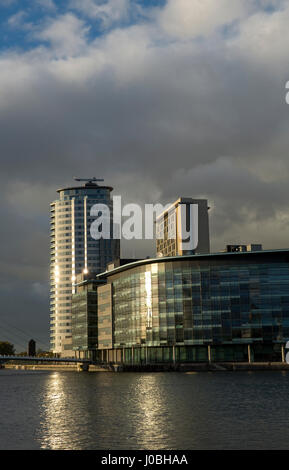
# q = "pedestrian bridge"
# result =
<box><xmin>0</xmin><ymin>355</ymin><xmax>91</xmax><ymax>364</ymax></box>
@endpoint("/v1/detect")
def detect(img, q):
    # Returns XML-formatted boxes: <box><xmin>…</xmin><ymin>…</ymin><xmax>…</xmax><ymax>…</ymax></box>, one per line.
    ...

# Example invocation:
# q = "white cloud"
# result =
<box><xmin>229</xmin><ymin>3</ymin><xmax>289</xmax><ymax>66</ymax></box>
<box><xmin>35</xmin><ymin>13</ymin><xmax>90</xmax><ymax>57</ymax></box>
<box><xmin>69</xmin><ymin>0</ymin><xmax>130</xmax><ymax>28</ymax></box>
<box><xmin>7</xmin><ymin>10</ymin><xmax>27</xmax><ymax>28</ymax></box>
<box><xmin>158</xmin><ymin>0</ymin><xmax>247</xmax><ymax>39</ymax></box>
<box><xmin>35</xmin><ymin>0</ymin><xmax>56</xmax><ymax>11</ymax></box>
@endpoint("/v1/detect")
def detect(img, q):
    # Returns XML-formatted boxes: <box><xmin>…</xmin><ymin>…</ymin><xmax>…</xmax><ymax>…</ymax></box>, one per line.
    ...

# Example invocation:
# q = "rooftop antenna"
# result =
<box><xmin>74</xmin><ymin>177</ymin><xmax>104</xmax><ymax>184</ymax></box>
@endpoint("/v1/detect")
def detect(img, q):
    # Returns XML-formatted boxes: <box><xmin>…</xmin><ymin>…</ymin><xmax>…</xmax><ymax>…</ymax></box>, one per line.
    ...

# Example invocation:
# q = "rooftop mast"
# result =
<box><xmin>74</xmin><ymin>177</ymin><xmax>104</xmax><ymax>184</ymax></box>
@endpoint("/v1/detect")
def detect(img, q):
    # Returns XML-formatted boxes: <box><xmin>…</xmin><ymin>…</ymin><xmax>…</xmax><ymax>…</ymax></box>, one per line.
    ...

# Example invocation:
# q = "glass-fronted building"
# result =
<box><xmin>50</xmin><ymin>179</ymin><xmax>120</xmax><ymax>356</ymax></box>
<box><xmin>71</xmin><ymin>274</ymin><xmax>105</xmax><ymax>359</ymax></box>
<box><xmin>96</xmin><ymin>250</ymin><xmax>289</xmax><ymax>363</ymax></box>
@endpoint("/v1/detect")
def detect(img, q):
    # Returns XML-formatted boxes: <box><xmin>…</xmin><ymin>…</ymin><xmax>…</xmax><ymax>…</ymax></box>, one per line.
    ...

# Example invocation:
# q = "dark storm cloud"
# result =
<box><xmin>0</xmin><ymin>0</ymin><xmax>289</xmax><ymax>347</ymax></box>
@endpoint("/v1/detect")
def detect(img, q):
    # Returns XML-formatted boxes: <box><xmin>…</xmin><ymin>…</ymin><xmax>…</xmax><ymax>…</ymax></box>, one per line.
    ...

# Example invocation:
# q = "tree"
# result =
<box><xmin>0</xmin><ymin>341</ymin><xmax>15</xmax><ymax>355</ymax></box>
<box><xmin>36</xmin><ymin>349</ymin><xmax>54</xmax><ymax>358</ymax></box>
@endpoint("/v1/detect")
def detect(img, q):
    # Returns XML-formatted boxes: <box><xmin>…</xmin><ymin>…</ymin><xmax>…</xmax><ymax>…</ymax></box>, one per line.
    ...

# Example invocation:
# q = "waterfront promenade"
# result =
<box><xmin>2</xmin><ymin>361</ymin><xmax>289</xmax><ymax>372</ymax></box>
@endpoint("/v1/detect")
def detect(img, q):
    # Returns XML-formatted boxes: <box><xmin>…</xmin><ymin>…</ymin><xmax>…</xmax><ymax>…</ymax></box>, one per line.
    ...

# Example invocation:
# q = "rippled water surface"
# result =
<box><xmin>0</xmin><ymin>370</ymin><xmax>289</xmax><ymax>449</ymax></box>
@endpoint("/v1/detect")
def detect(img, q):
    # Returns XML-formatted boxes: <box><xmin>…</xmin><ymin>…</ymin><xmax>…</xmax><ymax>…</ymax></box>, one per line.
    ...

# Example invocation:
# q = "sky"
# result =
<box><xmin>0</xmin><ymin>0</ymin><xmax>289</xmax><ymax>350</ymax></box>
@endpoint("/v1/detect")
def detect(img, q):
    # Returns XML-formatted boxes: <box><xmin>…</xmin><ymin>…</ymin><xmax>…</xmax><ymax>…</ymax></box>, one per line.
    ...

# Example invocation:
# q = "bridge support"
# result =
<box><xmin>77</xmin><ymin>362</ymin><xmax>89</xmax><ymax>372</ymax></box>
<box><xmin>281</xmin><ymin>344</ymin><xmax>285</xmax><ymax>363</ymax></box>
<box><xmin>208</xmin><ymin>345</ymin><xmax>212</xmax><ymax>363</ymax></box>
<box><xmin>248</xmin><ymin>344</ymin><xmax>252</xmax><ymax>364</ymax></box>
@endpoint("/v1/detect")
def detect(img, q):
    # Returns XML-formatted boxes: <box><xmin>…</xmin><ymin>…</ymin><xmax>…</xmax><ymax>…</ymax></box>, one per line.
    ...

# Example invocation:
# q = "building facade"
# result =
<box><xmin>98</xmin><ymin>283</ymin><xmax>113</xmax><ymax>350</ymax></box>
<box><xmin>96</xmin><ymin>250</ymin><xmax>289</xmax><ymax>363</ymax></box>
<box><xmin>71</xmin><ymin>273</ymin><xmax>105</xmax><ymax>359</ymax></box>
<box><xmin>156</xmin><ymin>198</ymin><xmax>210</xmax><ymax>257</ymax></box>
<box><xmin>50</xmin><ymin>179</ymin><xmax>120</xmax><ymax>356</ymax></box>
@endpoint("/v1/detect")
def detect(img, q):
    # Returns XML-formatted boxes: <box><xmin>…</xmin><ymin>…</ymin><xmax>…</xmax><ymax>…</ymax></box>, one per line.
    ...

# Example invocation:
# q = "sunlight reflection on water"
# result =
<box><xmin>1</xmin><ymin>370</ymin><xmax>289</xmax><ymax>450</ymax></box>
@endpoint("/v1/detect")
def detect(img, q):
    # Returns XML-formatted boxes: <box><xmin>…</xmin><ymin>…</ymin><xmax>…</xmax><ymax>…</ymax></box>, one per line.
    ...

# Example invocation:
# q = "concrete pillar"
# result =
<box><xmin>173</xmin><ymin>345</ymin><xmax>176</xmax><ymax>365</ymax></box>
<box><xmin>122</xmin><ymin>348</ymin><xmax>125</xmax><ymax>364</ymax></box>
<box><xmin>145</xmin><ymin>346</ymin><xmax>148</xmax><ymax>365</ymax></box>
<box><xmin>132</xmin><ymin>346</ymin><xmax>134</xmax><ymax>365</ymax></box>
<box><xmin>248</xmin><ymin>344</ymin><xmax>252</xmax><ymax>364</ymax></box>
<box><xmin>208</xmin><ymin>345</ymin><xmax>211</xmax><ymax>363</ymax></box>
<box><xmin>281</xmin><ymin>344</ymin><xmax>285</xmax><ymax>363</ymax></box>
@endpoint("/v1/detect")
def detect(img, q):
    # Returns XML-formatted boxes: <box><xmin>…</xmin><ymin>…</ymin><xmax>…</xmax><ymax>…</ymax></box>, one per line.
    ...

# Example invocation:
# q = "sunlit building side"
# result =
<box><xmin>156</xmin><ymin>198</ymin><xmax>210</xmax><ymax>257</ymax></box>
<box><xmin>50</xmin><ymin>179</ymin><xmax>119</xmax><ymax>356</ymax></box>
<box><xmin>94</xmin><ymin>249</ymin><xmax>289</xmax><ymax>364</ymax></box>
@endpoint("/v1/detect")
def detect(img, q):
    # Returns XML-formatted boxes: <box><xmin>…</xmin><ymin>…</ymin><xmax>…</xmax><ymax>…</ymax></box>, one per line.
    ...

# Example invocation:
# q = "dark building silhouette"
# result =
<box><xmin>28</xmin><ymin>339</ymin><xmax>36</xmax><ymax>357</ymax></box>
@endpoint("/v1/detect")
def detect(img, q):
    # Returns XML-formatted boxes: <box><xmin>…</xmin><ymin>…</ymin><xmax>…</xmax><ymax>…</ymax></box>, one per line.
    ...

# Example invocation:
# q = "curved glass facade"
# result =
<box><xmin>99</xmin><ymin>251</ymin><xmax>289</xmax><ymax>362</ymax></box>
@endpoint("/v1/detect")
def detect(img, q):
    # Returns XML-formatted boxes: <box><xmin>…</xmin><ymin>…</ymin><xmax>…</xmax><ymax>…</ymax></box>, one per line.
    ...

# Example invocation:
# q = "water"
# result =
<box><xmin>0</xmin><ymin>369</ymin><xmax>288</xmax><ymax>450</ymax></box>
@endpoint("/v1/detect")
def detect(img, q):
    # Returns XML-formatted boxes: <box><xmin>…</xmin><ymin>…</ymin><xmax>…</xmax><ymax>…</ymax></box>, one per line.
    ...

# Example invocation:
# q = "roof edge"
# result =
<box><xmin>97</xmin><ymin>249</ymin><xmax>289</xmax><ymax>279</ymax></box>
<box><xmin>56</xmin><ymin>185</ymin><xmax>113</xmax><ymax>193</ymax></box>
